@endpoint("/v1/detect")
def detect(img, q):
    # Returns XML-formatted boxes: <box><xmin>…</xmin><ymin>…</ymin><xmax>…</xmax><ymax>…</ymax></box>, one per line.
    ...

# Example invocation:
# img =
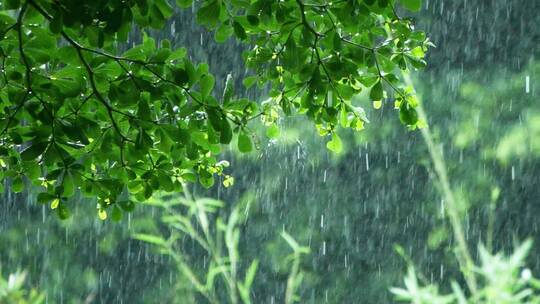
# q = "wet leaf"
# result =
<box><xmin>326</xmin><ymin>133</ymin><xmax>343</xmax><ymax>153</ymax></box>
<box><xmin>237</xmin><ymin>131</ymin><xmax>253</xmax><ymax>153</ymax></box>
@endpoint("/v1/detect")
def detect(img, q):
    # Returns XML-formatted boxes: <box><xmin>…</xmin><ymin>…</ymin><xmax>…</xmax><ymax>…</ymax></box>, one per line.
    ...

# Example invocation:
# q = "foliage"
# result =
<box><xmin>133</xmin><ymin>193</ymin><xmax>309</xmax><ymax>303</ymax></box>
<box><xmin>392</xmin><ymin>240</ymin><xmax>540</xmax><ymax>304</ymax></box>
<box><xmin>0</xmin><ymin>270</ymin><xmax>44</xmax><ymax>304</ymax></box>
<box><xmin>0</xmin><ymin>0</ymin><xmax>429</xmax><ymax>218</ymax></box>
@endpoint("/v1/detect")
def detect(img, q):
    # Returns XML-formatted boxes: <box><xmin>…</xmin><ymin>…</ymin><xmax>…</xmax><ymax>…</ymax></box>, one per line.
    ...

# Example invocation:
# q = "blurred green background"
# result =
<box><xmin>1</xmin><ymin>0</ymin><xmax>539</xmax><ymax>303</ymax></box>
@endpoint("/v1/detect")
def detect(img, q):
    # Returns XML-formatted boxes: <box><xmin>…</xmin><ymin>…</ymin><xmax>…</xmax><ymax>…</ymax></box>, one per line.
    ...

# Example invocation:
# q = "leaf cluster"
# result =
<box><xmin>0</xmin><ymin>0</ymin><xmax>430</xmax><ymax>218</ymax></box>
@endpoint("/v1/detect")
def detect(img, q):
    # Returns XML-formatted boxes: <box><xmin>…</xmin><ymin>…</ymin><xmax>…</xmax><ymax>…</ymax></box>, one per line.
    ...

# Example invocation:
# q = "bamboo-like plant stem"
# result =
<box><xmin>401</xmin><ymin>72</ymin><xmax>478</xmax><ymax>294</ymax></box>
<box><xmin>285</xmin><ymin>253</ymin><xmax>301</xmax><ymax>304</ymax></box>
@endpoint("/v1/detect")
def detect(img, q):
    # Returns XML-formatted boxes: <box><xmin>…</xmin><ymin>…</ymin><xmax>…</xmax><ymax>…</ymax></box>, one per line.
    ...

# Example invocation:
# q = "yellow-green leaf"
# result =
<box><xmin>51</xmin><ymin>198</ymin><xmax>60</xmax><ymax>210</ymax></box>
<box><xmin>98</xmin><ymin>209</ymin><xmax>107</xmax><ymax>220</ymax></box>
<box><xmin>326</xmin><ymin>133</ymin><xmax>343</xmax><ymax>153</ymax></box>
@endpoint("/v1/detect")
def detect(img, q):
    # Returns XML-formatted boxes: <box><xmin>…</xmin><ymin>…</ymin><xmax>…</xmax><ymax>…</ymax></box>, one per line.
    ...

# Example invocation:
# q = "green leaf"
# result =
<box><xmin>510</xmin><ymin>239</ymin><xmax>533</xmax><ymax>266</ymax></box>
<box><xmin>20</xmin><ymin>142</ymin><xmax>49</xmax><ymax>161</ymax></box>
<box><xmin>167</xmin><ymin>47</ymin><xmax>187</xmax><ymax>61</ymax></box>
<box><xmin>49</xmin><ymin>14</ymin><xmax>63</xmax><ymax>34</ymax></box>
<box><xmin>281</xmin><ymin>231</ymin><xmax>300</xmax><ymax>251</ymax></box>
<box><xmin>246</xmin><ymin>15</ymin><xmax>259</xmax><ymax>26</ymax></box>
<box><xmin>199</xmin><ymin>170</ymin><xmax>215</xmax><ymax>188</ymax></box>
<box><xmin>172</xmin><ymin>67</ymin><xmax>190</xmax><ymax>86</ymax></box>
<box><xmin>37</xmin><ymin>192</ymin><xmax>56</xmax><ymax>204</ymax></box>
<box><xmin>410</xmin><ymin>46</ymin><xmax>425</xmax><ymax>58</ymax></box>
<box><xmin>62</xmin><ymin>171</ymin><xmax>75</xmax><ymax>197</ymax></box>
<box><xmin>12</xmin><ymin>176</ymin><xmax>24</xmax><ymax>193</ymax></box>
<box><xmin>111</xmin><ymin>206</ymin><xmax>123</xmax><ymax>222</ymax></box>
<box><xmin>154</xmin><ymin>0</ymin><xmax>173</xmax><ymax>19</ymax></box>
<box><xmin>200</xmin><ymin>74</ymin><xmax>215</xmax><ymax>99</ymax></box>
<box><xmin>133</xmin><ymin>233</ymin><xmax>167</xmax><ymax>246</ymax></box>
<box><xmin>400</xmin><ymin>0</ymin><xmax>422</xmax><ymax>11</ymax></box>
<box><xmin>369</xmin><ymin>81</ymin><xmax>383</xmax><ymax>101</ymax></box>
<box><xmin>233</xmin><ymin>21</ymin><xmax>247</xmax><ymax>40</ymax></box>
<box><xmin>244</xmin><ymin>260</ymin><xmax>259</xmax><ymax>289</ymax></box>
<box><xmin>51</xmin><ymin>67</ymin><xmax>86</xmax><ymax>97</ymax></box>
<box><xmin>207</xmin><ymin>108</ymin><xmax>223</xmax><ymax>131</ymax></box>
<box><xmin>8</xmin><ymin>71</ymin><xmax>22</xmax><ymax>81</ymax></box>
<box><xmin>215</xmin><ymin>24</ymin><xmax>233</xmax><ymax>43</ymax></box>
<box><xmin>326</xmin><ymin>133</ymin><xmax>343</xmax><ymax>153</ymax></box>
<box><xmin>242</xmin><ymin>76</ymin><xmax>257</xmax><ymax>89</ymax></box>
<box><xmin>399</xmin><ymin>102</ymin><xmax>419</xmax><ymax>125</ymax></box>
<box><xmin>25</xmin><ymin>28</ymin><xmax>57</xmax><ymax>63</ymax></box>
<box><xmin>406</xmin><ymin>55</ymin><xmax>427</xmax><ymax>69</ymax></box>
<box><xmin>136</xmin><ymin>129</ymin><xmax>153</xmax><ymax>150</ymax></box>
<box><xmin>223</xmin><ymin>175</ymin><xmax>234</xmax><ymax>187</ymax></box>
<box><xmin>378</xmin><ymin>0</ymin><xmax>389</xmax><ymax>8</ymax></box>
<box><xmin>51</xmin><ymin>198</ymin><xmax>60</xmax><ymax>209</ymax></box>
<box><xmin>220</xmin><ymin>119</ymin><xmax>233</xmax><ymax>144</ymax></box>
<box><xmin>237</xmin><ymin>131</ymin><xmax>253</xmax><ymax>153</ymax></box>
<box><xmin>118</xmin><ymin>200</ymin><xmax>136</xmax><ymax>212</ymax></box>
<box><xmin>98</xmin><ymin>208</ymin><xmax>107</xmax><ymax>220</ymax></box>
<box><xmin>57</xmin><ymin>204</ymin><xmax>70</xmax><ymax>219</ymax></box>
<box><xmin>266</xmin><ymin>124</ymin><xmax>280</xmax><ymax>139</ymax></box>
<box><xmin>5</xmin><ymin>0</ymin><xmax>21</xmax><ymax>10</ymax></box>
<box><xmin>176</xmin><ymin>0</ymin><xmax>193</xmax><ymax>8</ymax></box>
<box><xmin>196</xmin><ymin>1</ymin><xmax>221</xmax><ymax>27</ymax></box>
